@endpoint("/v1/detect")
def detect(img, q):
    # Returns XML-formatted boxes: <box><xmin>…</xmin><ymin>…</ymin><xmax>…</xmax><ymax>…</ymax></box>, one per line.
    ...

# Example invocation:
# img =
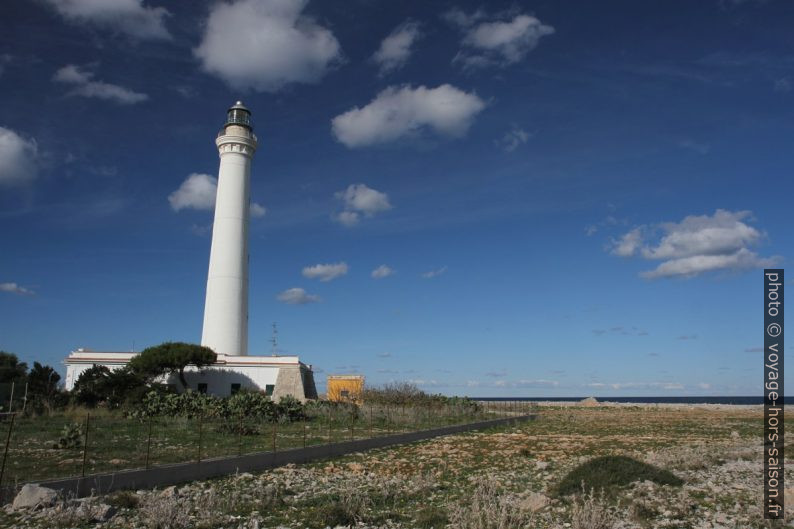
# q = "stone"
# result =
<box><xmin>11</xmin><ymin>484</ymin><xmax>57</xmax><ymax>511</ymax></box>
<box><xmin>160</xmin><ymin>485</ymin><xmax>177</xmax><ymax>498</ymax></box>
<box><xmin>347</xmin><ymin>463</ymin><xmax>365</xmax><ymax>473</ymax></box>
<box><xmin>79</xmin><ymin>502</ymin><xmax>116</xmax><ymax>522</ymax></box>
<box><xmin>520</xmin><ymin>492</ymin><xmax>550</xmax><ymax>512</ymax></box>
<box><xmin>579</xmin><ymin>397</ymin><xmax>598</xmax><ymax>407</ymax></box>
<box><xmin>534</xmin><ymin>460</ymin><xmax>549</xmax><ymax>470</ymax></box>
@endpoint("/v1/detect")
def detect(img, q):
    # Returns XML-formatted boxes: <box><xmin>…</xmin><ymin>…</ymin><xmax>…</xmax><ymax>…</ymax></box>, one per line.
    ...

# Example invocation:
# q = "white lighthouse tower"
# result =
<box><xmin>201</xmin><ymin>101</ymin><xmax>258</xmax><ymax>356</ymax></box>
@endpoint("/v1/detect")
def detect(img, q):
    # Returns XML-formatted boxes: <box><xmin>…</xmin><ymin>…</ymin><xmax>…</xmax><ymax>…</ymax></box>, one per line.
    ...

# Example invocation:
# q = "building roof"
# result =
<box><xmin>65</xmin><ymin>350</ymin><xmax>310</xmax><ymax>369</ymax></box>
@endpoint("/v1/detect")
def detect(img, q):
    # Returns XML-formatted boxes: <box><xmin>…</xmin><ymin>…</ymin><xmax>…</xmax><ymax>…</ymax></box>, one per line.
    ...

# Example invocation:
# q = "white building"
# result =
<box><xmin>63</xmin><ymin>102</ymin><xmax>318</xmax><ymax>401</ymax></box>
<box><xmin>64</xmin><ymin>349</ymin><xmax>317</xmax><ymax>401</ymax></box>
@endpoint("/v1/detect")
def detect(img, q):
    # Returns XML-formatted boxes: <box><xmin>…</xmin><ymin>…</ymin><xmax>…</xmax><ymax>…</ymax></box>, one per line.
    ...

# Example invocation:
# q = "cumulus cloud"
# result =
<box><xmin>585</xmin><ymin>381</ymin><xmax>683</xmax><ymax>391</ymax></box>
<box><xmin>446</xmin><ymin>9</ymin><xmax>554</xmax><ymax>70</ymax></box>
<box><xmin>277</xmin><ymin>287</ymin><xmax>320</xmax><ymax>304</ymax></box>
<box><xmin>0</xmin><ymin>127</ymin><xmax>38</xmax><ymax>186</ymax></box>
<box><xmin>371</xmin><ymin>265</ymin><xmax>395</xmax><ymax>279</ymax></box>
<box><xmin>302</xmin><ymin>262</ymin><xmax>348</xmax><ymax>282</ymax></box>
<box><xmin>53</xmin><ymin>65</ymin><xmax>148</xmax><ymax>104</ymax></box>
<box><xmin>376</xmin><ymin>351</ymin><xmax>392</xmax><ymax>358</ymax></box>
<box><xmin>334</xmin><ymin>184</ymin><xmax>392</xmax><ymax>226</ymax></box>
<box><xmin>496</xmin><ymin>125</ymin><xmax>530</xmax><ymax>152</ymax></box>
<box><xmin>610</xmin><ymin>210</ymin><xmax>779</xmax><ymax>278</ymax></box>
<box><xmin>43</xmin><ymin>0</ymin><xmax>170</xmax><ymax>39</ymax></box>
<box><xmin>169</xmin><ymin>173</ymin><xmax>217</xmax><ymax>211</ymax></box>
<box><xmin>0</xmin><ymin>282</ymin><xmax>34</xmax><ymax>296</ymax></box>
<box><xmin>194</xmin><ymin>0</ymin><xmax>341</xmax><ymax>92</ymax></box>
<box><xmin>168</xmin><ymin>173</ymin><xmax>266</xmax><ymax>216</ymax></box>
<box><xmin>421</xmin><ymin>266</ymin><xmax>447</xmax><ymax>279</ymax></box>
<box><xmin>372</xmin><ymin>21</ymin><xmax>422</xmax><ymax>75</ymax></box>
<box><xmin>331</xmin><ymin>84</ymin><xmax>486</xmax><ymax>148</ymax></box>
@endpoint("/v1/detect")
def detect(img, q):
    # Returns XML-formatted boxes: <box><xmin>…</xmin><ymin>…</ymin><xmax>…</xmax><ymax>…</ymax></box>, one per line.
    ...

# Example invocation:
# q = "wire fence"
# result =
<box><xmin>0</xmin><ymin>400</ymin><xmax>535</xmax><ymax>491</ymax></box>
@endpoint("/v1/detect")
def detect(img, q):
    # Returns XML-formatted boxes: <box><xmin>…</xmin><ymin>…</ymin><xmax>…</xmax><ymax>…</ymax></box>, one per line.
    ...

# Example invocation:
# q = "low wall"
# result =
<box><xmin>35</xmin><ymin>414</ymin><xmax>535</xmax><ymax>498</ymax></box>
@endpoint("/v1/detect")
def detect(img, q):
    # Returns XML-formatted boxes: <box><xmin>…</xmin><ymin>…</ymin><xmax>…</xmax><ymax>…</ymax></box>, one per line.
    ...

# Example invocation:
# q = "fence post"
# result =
<box><xmin>350</xmin><ymin>410</ymin><xmax>354</xmax><ymax>441</ymax></box>
<box><xmin>21</xmin><ymin>383</ymin><xmax>28</xmax><ymax>414</ymax></box>
<box><xmin>272</xmin><ymin>421</ymin><xmax>277</xmax><ymax>453</ymax></box>
<box><xmin>0</xmin><ymin>413</ymin><xmax>15</xmax><ymax>489</ymax></box>
<box><xmin>302</xmin><ymin>416</ymin><xmax>306</xmax><ymax>448</ymax></box>
<box><xmin>197</xmin><ymin>414</ymin><xmax>203</xmax><ymax>464</ymax></box>
<box><xmin>369</xmin><ymin>407</ymin><xmax>373</xmax><ymax>438</ymax></box>
<box><xmin>81</xmin><ymin>413</ymin><xmax>90</xmax><ymax>477</ymax></box>
<box><xmin>327</xmin><ymin>409</ymin><xmax>332</xmax><ymax>444</ymax></box>
<box><xmin>7</xmin><ymin>382</ymin><xmax>13</xmax><ymax>413</ymax></box>
<box><xmin>145</xmin><ymin>416</ymin><xmax>153</xmax><ymax>469</ymax></box>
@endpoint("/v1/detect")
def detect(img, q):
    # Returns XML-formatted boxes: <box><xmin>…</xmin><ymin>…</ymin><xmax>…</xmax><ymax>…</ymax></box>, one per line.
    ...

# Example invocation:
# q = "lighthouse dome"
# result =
<box><xmin>226</xmin><ymin>101</ymin><xmax>252</xmax><ymax>129</ymax></box>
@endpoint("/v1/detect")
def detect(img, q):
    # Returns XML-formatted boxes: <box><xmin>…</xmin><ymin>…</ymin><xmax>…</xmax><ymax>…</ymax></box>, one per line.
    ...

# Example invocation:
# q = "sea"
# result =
<box><xmin>474</xmin><ymin>396</ymin><xmax>791</xmax><ymax>405</ymax></box>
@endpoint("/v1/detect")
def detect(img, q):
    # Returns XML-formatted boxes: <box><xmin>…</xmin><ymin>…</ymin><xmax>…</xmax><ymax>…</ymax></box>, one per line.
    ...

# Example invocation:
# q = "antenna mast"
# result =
<box><xmin>270</xmin><ymin>322</ymin><xmax>278</xmax><ymax>356</ymax></box>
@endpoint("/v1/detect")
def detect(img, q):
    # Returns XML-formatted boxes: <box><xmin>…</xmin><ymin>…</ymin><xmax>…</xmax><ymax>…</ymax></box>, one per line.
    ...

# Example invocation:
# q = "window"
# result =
<box><xmin>197</xmin><ymin>383</ymin><xmax>208</xmax><ymax>394</ymax></box>
<box><xmin>340</xmin><ymin>390</ymin><xmax>350</xmax><ymax>398</ymax></box>
<box><xmin>231</xmin><ymin>383</ymin><xmax>241</xmax><ymax>395</ymax></box>
<box><xmin>265</xmin><ymin>384</ymin><xmax>274</xmax><ymax>397</ymax></box>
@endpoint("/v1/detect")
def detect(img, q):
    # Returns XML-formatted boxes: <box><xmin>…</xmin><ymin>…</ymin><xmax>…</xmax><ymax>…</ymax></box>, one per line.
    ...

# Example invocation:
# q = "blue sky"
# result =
<box><xmin>0</xmin><ymin>0</ymin><xmax>791</xmax><ymax>396</ymax></box>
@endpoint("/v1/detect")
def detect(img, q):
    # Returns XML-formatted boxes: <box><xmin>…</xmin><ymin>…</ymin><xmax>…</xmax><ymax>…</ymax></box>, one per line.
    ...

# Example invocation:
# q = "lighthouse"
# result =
<box><xmin>201</xmin><ymin>101</ymin><xmax>258</xmax><ymax>356</ymax></box>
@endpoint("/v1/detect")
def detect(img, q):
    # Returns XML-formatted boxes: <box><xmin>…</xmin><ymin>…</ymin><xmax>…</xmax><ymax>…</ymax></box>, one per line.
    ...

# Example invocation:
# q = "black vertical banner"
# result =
<box><xmin>764</xmin><ymin>269</ymin><xmax>784</xmax><ymax>519</ymax></box>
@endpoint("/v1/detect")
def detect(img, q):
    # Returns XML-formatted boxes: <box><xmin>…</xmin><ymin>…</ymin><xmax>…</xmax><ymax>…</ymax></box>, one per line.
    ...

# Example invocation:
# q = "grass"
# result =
<box><xmin>555</xmin><ymin>455</ymin><xmax>684</xmax><ymax>498</ymax></box>
<box><xmin>0</xmin><ymin>401</ymin><xmax>525</xmax><ymax>487</ymax></box>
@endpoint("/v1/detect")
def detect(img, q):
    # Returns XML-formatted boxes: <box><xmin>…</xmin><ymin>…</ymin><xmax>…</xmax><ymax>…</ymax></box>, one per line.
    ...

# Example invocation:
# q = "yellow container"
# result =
<box><xmin>327</xmin><ymin>375</ymin><xmax>364</xmax><ymax>404</ymax></box>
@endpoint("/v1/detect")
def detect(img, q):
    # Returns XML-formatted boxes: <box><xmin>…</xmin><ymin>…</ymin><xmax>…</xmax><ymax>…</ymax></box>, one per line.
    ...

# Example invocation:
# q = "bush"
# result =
<box><xmin>556</xmin><ymin>455</ymin><xmax>683</xmax><ymax>498</ymax></box>
<box><xmin>127</xmin><ymin>389</ymin><xmax>305</xmax><ymax>422</ymax></box>
<box><xmin>362</xmin><ymin>382</ymin><xmax>481</xmax><ymax>413</ymax></box>
<box><xmin>571</xmin><ymin>487</ymin><xmax>615</xmax><ymax>529</ymax></box>
<box><xmin>52</xmin><ymin>422</ymin><xmax>82</xmax><ymax>449</ymax></box>
<box><xmin>447</xmin><ymin>477</ymin><xmax>535</xmax><ymax>529</ymax></box>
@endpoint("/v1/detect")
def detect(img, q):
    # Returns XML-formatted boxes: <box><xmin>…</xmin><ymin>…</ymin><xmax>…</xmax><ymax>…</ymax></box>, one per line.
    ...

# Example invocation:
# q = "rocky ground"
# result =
<box><xmin>1</xmin><ymin>403</ymin><xmax>787</xmax><ymax>529</ymax></box>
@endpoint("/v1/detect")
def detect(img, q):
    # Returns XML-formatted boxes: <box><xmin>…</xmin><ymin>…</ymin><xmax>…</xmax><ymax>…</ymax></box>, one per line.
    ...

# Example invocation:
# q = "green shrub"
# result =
<box><xmin>127</xmin><ymin>389</ymin><xmax>305</xmax><ymax>422</ymax></box>
<box><xmin>556</xmin><ymin>455</ymin><xmax>683</xmax><ymax>498</ymax></box>
<box><xmin>52</xmin><ymin>422</ymin><xmax>82</xmax><ymax>449</ymax></box>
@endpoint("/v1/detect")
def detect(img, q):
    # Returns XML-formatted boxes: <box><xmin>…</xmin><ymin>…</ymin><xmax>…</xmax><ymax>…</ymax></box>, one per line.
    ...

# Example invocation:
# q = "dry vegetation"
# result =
<box><xmin>2</xmin><ymin>403</ymin><xmax>779</xmax><ymax>529</ymax></box>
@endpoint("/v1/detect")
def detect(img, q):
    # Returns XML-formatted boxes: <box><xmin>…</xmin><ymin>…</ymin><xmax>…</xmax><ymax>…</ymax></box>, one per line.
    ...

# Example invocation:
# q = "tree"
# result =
<box><xmin>71</xmin><ymin>365</ymin><xmax>146</xmax><ymax>408</ymax></box>
<box><xmin>0</xmin><ymin>351</ymin><xmax>27</xmax><ymax>384</ymax></box>
<box><xmin>28</xmin><ymin>362</ymin><xmax>60</xmax><ymax>397</ymax></box>
<box><xmin>129</xmin><ymin>342</ymin><xmax>216</xmax><ymax>390</ymax></box>
<box><xmin>72</xmin><ymin>365</ymin><xmax>112</xmax><ymax>407</ymax></box>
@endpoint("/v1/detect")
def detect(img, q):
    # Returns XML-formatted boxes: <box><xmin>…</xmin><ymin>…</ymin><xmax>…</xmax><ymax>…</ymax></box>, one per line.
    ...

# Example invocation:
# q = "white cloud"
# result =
<box><xmin>250</xmin><ymin>203</ymin><xmax>267</xmax><ymax>217</ymax></box>
<box><xmin>442</xmin><ymin>8</ymin><xmax>487</xmax><ymax>28</ymax></box>
<box><xmin>422</xmin><ymin>266</ymin><xmax>447</xmax><ymax>279</ymax></box>
<box><xmin>194</xmin><ymin>0</ymin><xmax>341</xmax><ymax>92</ymax></box>
<box><xmin>585</xmin><ymin>381</ymin><xmax>683</xmax><ymax>391</ymax></box>
<box><xmin>376</xmin><ymin>351</ymin><xmax>391</xmax><ymax>358</ymax></box>
<box><xmin>371</xmin><ymin>265</ymin><xmax>395</xmax><ymax>279</ymax></box>
<box><xmin>53</xmin><ymin>65</ymin><xmax>148</xmax><ymax>104</ymax></box>
<box><xmin>372</xmin><ymin>21</ymin><xmax>422</xmax><ymax>76</ymax></box>
<box><xmin>448</xmin><ymin>10</ymin><xmax>554</xmax><ymax>70</ymax></box>
<box><xmin>169</xmin><ymin>173</ymin><xmax>217</xmax><ymax>211</ymax></box>
<box><xmin>43</xmin><ymin>0</ymin><xmax>170</xmax><ymax>40</ymax></box>
<box><xmin>331</xmin><ymin>84</ymin><xmax>486</xmax><ymax>148</ymax></box>
<box><xmin>302</xmin><ymin>262</ymin><xmax>348</xmax><ymax>282</ymax></box>
<box><xmin>169</xmin><ymin>173</ymin><xmax>266</xmax><ymax>216</ymax></box>
<box><xmin>611</xmin><ymin>210</ymin><xmax>780</xmax><ymax>279</ymax></box>
<box><xmin>0</xmin><ymin>282</ymin><xmax>34</xmax><ymax>296</ymax></box>
<box><xmin>0</xmin><ymin>127</ymin><xmax>38</xmax><ymax>186</ymax></box>
<box><xmin>277</xmin><ymin>287</ymin><xmax>320</xmax><ymax>305</ymax></box>
<box><xmin>775</xmin><ymin>77</ymin><xmax>792</xmax><ymax>92</ymax></box>
<box><xmin>496</xmin><ymin>125</ymin><xmax>530</xmax><ymax>152</ymax></box>
<box><xmin>697</xmin><ymin>382</ymin><xmax>712</xmax><ymax>390</ymax></box>
<box><xmin>610</xmin><ymin>227</ymin><xmax>644</xmax><ymax>257</ymax></box>
<box><xmin>334</xmin><ymin>184</ymin><xmax>392</xmax><ymax>226</ymax></box>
